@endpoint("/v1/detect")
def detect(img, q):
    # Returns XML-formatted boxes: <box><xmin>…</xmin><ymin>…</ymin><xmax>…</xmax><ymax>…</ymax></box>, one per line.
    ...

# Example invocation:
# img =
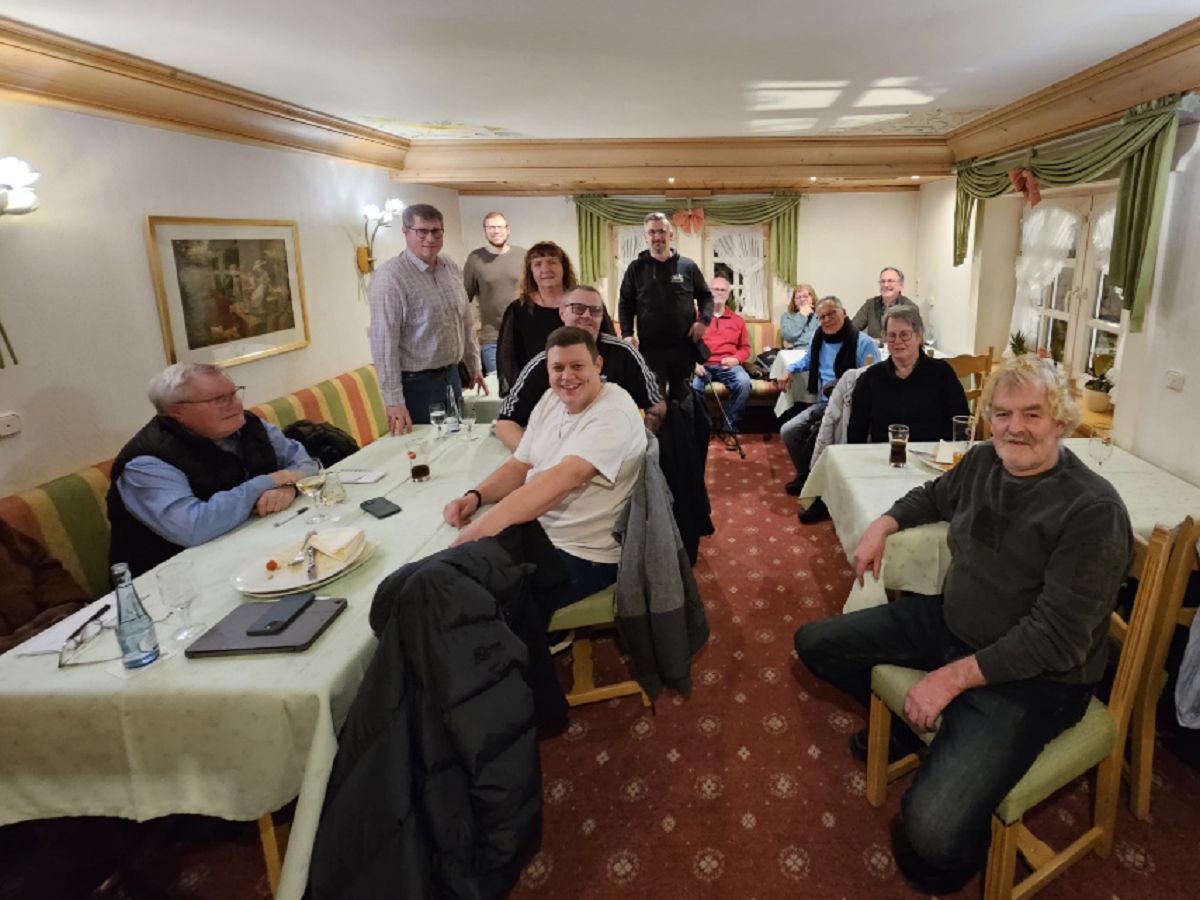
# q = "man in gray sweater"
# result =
<box><xmin>794</xmin><ymin>355</ymin><xmax>1132</xmax><ymax>894</ymax></box>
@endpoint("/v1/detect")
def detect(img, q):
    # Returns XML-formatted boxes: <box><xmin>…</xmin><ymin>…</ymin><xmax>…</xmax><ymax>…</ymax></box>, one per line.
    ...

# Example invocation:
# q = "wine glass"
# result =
<box><xmin>429</xmin><ymin>402</ymin><xmax>447</xmax><ymax>437</ymax></box>
<box><xmin>295</xmin><ymin>462</ymin><xmax>328</xmax><ymax>522</ymax></box>
<box><xmin>1089</xmin><ymin>426</ymin><xmax>1114</xmax><ymax>467</ymax></box>
<box><xmin>156</xmin><ymin>556</ymin><xmax>205</xmax><ymax>643</ymax></box>
<box><xmin>461</xmin><ymin>395</ymin><xmax>477</xmax><ymax>439</ymax></box>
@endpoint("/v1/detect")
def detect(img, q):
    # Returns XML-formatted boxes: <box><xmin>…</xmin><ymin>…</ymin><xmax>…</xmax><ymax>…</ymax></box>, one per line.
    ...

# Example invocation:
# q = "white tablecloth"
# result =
<box><xmin>0</xmin><ymin>426</ymin><xmax>511</xmax><ymax>900</ymax></box>
<box><xmin>801</xmin><ymin>438</ymin><xmax>1200</xmax><ymax>612</ymax></box>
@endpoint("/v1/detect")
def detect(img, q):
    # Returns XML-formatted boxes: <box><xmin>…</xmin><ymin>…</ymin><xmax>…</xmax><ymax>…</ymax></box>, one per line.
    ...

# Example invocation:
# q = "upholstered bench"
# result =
<box><xmin>701</xmin><ymin>321</ymin><xmax>782</xmax><ymax>424</ymax></box>
<box><xmin>0</xmin><ymin>364</ymin><xmax>388</xmax><ymax>600</ymax></box>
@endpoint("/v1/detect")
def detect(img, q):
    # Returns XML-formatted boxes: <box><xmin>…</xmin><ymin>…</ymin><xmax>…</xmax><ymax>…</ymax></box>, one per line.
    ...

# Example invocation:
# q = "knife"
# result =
<box><xmin>305</xmin><ymin>544</ymin><xmax>317</xmax><ymax>581</ymax></box>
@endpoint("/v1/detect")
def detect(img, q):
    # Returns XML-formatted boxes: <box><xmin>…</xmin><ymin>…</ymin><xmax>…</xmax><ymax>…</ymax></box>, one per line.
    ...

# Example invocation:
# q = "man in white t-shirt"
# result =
<box><xmin>444</xmin><ymin>325</ymin><xmax>646</xmax><ymax>608</ymax></box>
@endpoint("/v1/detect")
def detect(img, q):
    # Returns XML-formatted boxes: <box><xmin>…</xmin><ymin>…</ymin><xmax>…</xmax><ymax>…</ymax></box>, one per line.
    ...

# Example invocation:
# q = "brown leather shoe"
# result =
<box><xmin>722</xmin><ymin>432</ymin><xmax>739</xmax><ymax>452</ymax></box>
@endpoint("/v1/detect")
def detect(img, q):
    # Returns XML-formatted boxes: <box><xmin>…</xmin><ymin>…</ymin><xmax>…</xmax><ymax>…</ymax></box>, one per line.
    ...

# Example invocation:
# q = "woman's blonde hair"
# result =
<box><xmin>789</xmin><ymin>283</ymin><xmax>818</xmax><ymax>314</ymax></box>
<box><xmin>980</xmin><ymin>354</ymin><xmax>1079</xmax><ymax>433</ymax></box>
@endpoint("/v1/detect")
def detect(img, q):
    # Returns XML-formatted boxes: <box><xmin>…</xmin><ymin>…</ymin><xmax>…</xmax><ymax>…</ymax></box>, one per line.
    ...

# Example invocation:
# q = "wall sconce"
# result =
<box><xmin>357</xmin><ymin>198</ymin><xmax>403</xmax><ymax>273</ymax></box>
<box><xmin>0</xmin><ymin>157</ymin><xmax>39</xmax><ymax>216</ymax></box>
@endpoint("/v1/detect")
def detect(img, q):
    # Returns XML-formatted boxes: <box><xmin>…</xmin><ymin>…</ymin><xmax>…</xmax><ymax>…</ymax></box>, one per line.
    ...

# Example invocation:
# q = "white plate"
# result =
<box><xmin>236</xmin><ymin>542</ymin><xmax>378</xmax><ymax>598</ymax></box>
<box><xmin>232</xmin><ymin>532</ymin><xmax>367</xmax><ymax>595</ymax></box>
<box><xmin>911</xmin><ymin>449</ymin><xmax>954</xmax><ymax>474</ymax></box>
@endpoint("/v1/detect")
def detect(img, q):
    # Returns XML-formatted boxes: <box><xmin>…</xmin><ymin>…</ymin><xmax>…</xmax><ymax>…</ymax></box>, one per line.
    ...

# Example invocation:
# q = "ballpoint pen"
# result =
<box><xmin>274</xmin><ymin>506</ymin><xmax>310</xmax><ymax>527</ymax></box>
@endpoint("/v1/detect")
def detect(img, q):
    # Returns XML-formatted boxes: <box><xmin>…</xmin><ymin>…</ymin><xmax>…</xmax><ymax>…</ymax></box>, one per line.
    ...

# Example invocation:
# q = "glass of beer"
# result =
<box><xmin>951</xmin><ymin>415</ymin><xmax>975</xmax><ymax>466</ymax></box>
<box><xmin>408</xmin><ymin>446</ymin><xmax>431</xmax><ymax>482</ymax></box>
<box><xmin>888</xmin><ymin>424</ymin><xmax>910</xmax><ymax>467</ymax></box>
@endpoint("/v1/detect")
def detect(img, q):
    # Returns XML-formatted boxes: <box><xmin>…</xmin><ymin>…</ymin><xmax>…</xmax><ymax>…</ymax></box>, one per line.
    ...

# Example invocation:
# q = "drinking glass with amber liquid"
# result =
<box><xmin>888</xmin><ymin>424</ymin><xmax>909</xmax><ymax>467</ymax></box>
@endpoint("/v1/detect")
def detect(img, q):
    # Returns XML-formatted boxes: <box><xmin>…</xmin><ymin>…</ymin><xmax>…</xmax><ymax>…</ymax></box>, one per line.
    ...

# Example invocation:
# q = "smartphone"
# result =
<box><xmin>245</xmin><ymin>592</ymin><xmax>316</xmax><ymax>636</ymax></box>
<box><xmin>360</xmin><ymin>497</ymin><xmax>402</xmax><ymax>519</ymax></box>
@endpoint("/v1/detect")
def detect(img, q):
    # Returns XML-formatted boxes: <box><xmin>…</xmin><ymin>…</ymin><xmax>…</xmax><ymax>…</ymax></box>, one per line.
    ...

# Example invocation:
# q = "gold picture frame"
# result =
<box><xmin>145</xmin><ymin>216</ymin><xmax>310</xmax><ymax>367</ymax></box>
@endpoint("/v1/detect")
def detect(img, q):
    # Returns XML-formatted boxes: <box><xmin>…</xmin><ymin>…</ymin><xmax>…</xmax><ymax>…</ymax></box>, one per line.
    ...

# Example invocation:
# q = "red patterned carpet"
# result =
<box><xmin>2</xmin><ymin>436</ymin><xmax>1197</xmax><ymax>899</ymax></box>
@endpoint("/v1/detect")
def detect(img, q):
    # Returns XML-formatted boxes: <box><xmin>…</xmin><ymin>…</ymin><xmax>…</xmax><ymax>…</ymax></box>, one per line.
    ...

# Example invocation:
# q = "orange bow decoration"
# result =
<box><xmin>1007</xmin><ymin>169</ymin><xmax>1042</xmax><ymax>206</ymax></box>
<box><xmin>672</xmin><ymin>207</ymin><xmax>706</xmax><ymax>235</ymax></box>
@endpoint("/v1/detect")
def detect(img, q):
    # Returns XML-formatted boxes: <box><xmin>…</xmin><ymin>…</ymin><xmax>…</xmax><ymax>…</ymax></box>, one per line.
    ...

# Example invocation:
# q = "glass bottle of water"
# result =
<box><xmin>445</xmin><ymin>385</ymin><xmax>461</xmax><ymax>433</ymax></box>
<box><xmin>111</xmin><ymin>562</ymin><xmax>160</xmax><ymax>669</ymax></box>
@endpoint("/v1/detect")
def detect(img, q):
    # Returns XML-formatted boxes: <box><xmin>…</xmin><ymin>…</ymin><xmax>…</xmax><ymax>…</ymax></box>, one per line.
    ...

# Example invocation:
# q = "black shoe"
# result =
<box><xmin>798</xmin><ymin>497</ymin><xmax>830</xmax><ymax>523</ymax></box>
<box><xmin>784</xmin><ymin>477</ymin><xmax>804</xmax><ymax>496</ymax></box>
<box><xmin>848</xmin><ymin>726</ymin><xmax>924</xmax><ymax>764</ymax></box>
<box><xmin>889</xmin><ymin>817</ymin><xmax>978</xmax><ymax>895</ymax></box>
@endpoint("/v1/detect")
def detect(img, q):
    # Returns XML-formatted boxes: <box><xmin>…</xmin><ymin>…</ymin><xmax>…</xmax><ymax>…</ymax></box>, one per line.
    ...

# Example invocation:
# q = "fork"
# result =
<box><xmin>289</xmin><ymin>530</ymin><xmax>317</xmax><ymax>566</ymax></box>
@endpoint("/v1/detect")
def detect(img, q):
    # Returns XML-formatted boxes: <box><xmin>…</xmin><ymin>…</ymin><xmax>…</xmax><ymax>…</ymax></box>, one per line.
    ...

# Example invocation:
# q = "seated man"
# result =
<box><xmin>778</xmin><ymin>296</ymin><xmax>875</xmax><ymax>495</ymax></box>
<box><xmin>847</xmin><ymin>306</ymin><xmax>969</xmax><ymax>443</ymax></box>
<box><xmin>495</xmin><ymin>285</ymin><xmax>664</xmax><ymax>452</ymax></box>
<box><xmin>692</xmin><ymin>275</ymin><xmax>752</xmax><ymax>451</ymax></box>
<box><xmin>108</xmin><ymin>363</ymin><xmax>317</xmax><ymax>576</ymax></box>
<box><xmin>444</xmin><ymin>326</ymin><xmax>646</xmax><ymax>610</ymax></box>
<box><xmin>793</xmin><ymin>355</ymin><xmax>1133</xmax><ymax>894</ymax></box>
<box><xmin>0</xmin><ymin>518</ymin><xmax>89</xmax><ymax>654</ymax></box>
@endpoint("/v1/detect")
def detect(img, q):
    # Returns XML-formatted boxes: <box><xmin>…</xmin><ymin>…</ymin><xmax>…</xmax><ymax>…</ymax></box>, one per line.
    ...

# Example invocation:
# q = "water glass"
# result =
<box><xmin>951</xmin><ymin>415</ymin><xmax>975</xmax><ymax>465</ymax></box>
<box><xmin>429</xmin><ymin>402</ymin><xmax>447</xmax><ymax>437</ymax></box>
<box><xmin>887</xmin><ymin>424</ymin><xmax>910</xmax><ymax>467</ymax></box>
<box><xmin>1090</xmin><ymin>426</ymin><xmax>1114</xmax><ymax>467</ymax></box>
<box><xmin>461</xmin><ymin>395</ymin><xmax>478</xmax><ymax>437</ymax></box>
<box><xmin>156</xmin><ymin>556</ymin><xmax>205</xmax><ymax>642</ymax></box>
<box><xmin>319</xmin><ymin>471</ymin><xmax>347</xmax><ymax>505</ymax></box>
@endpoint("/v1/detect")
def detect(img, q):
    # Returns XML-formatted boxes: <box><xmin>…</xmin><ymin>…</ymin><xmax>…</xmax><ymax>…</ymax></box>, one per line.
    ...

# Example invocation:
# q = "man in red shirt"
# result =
<box><xmin>693</xmin><ymin>276</ymin><xmax>752</xmax><ymax>450</ymax></box>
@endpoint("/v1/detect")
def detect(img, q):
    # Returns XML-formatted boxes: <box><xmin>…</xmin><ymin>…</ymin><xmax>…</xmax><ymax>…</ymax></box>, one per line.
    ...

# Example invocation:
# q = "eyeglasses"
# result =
<box><xmin>176</xmin><ymin>386</ymin><xmax>245</xmax><ymax>407</ymax></box>
<box><xmin>58</xmin><ymin>603</ymin><xmax>174</xmax><ymax>668</ymax></box>
<box><xmin>646</xmin><ymin>228</ymin><xmax>671</xmax><ymax>237</ymax></box>
<box><xmin>817</xmin><ymin>310</ymin><xmax>842</xmax><ymax>322</ymax></box>
<box><xmin>566</xmin><ymin>302</ymin><xmax>605</xmax><ymax>317</ymax></box>
<box><xmin>886</xmin><ymin>330</ymin><xmax>917</xmax><ymax>344</ymax></box>
<box><xmin>484</xmin><ymin>224</ymin><xmax>508</xmax><ymax>231</ymax></box>
<box><xmin>407</xmin><ymin>227</ymin><xmax>445</xmax><ymax>239</ymax></box>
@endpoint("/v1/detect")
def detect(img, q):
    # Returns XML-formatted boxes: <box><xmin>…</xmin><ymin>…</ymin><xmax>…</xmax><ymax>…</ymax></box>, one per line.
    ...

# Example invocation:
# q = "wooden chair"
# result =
<box><xmin>548</xmin><ymin>585</ymin><xmax>650</xmax><ymax>708</ymax></box>
<box><xmin>947</xmin><ymin>347</ymin><xmax>994</xmax><ymax>417</ymax></box>
<box><xmin>865</xmin><ymin>525</ymin><xmax>1174</xmax><ymax>900</ymax></box>
<box><xmin>1126</xmin><ymin>515</ymin><xmax>1200</xmax><ymax>819</ymax></box>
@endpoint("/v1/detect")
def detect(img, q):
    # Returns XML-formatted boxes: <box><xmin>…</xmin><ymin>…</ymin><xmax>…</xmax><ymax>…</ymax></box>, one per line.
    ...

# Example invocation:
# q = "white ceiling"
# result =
<box><xmin>2</xmin><ymin>1</ymin><xmax>1196</xmax><ymax>140</ymax></box>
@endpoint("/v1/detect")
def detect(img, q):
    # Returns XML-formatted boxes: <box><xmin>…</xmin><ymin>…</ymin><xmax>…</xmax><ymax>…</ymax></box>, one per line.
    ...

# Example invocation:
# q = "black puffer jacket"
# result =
<box><xmin>306</xmin><ymin>537</ymin><xmax>544</xmax><ymax>900</ymax></box>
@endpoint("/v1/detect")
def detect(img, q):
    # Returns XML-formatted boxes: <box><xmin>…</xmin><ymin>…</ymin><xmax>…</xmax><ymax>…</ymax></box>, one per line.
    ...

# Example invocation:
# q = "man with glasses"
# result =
<box><xmin>463</xmin><ymin>211</ymin><xmax>524</xmax><ymax>376</ymax></box>
<box><xmin>847</xmin><ymin>306</ymin><xmax>968</xmax><ymax>443</ymax></box>
<box><xmin>618</xmin><ymin>212</ymin><xmax>713</xmax><ymax>401</ymax></box>
<box><xmin>107</xmin><ymin>363</ymin><xmax>318</xmax><ymax>576</ymax></box>
<box><xmin>369</xmin><ymin>203</ymin><xmax>486</xmax><ymax>435</ymax></box>
<box><xmin>850</xmin><ymin>266</ymin><xmax>917</xmax><ymax>340</ymax></box>
<box><xmin>692</xmin><ymin>276</ymin><xmax>752</xmax><ymax>451</ymax></box>
<box><xmin>495</xmin><ymin>286</ymin><xmax>664</xmax><ymax>451</ymax></box>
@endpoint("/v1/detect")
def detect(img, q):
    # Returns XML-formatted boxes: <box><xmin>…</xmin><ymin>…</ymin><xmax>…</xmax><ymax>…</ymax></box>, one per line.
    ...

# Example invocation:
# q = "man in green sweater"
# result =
<box><xmin>794</xmin><ymin>354</ymin><xmax>1133</xmax><ymax>894</ymax></box>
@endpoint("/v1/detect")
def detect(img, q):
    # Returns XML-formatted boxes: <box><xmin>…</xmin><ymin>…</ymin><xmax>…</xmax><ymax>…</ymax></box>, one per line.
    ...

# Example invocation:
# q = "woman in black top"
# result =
<box><xmin>848</xmin><ymin>305</ymin><xmax>969</xmax><ymax>443</ymax></box>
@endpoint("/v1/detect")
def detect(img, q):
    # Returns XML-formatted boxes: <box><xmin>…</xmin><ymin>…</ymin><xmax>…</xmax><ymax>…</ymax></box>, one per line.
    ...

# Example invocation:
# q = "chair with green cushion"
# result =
<box><xmin>864</xmin><ymin>525</ymin><xmax>1174</xmax><ymax>900</ymax></box>
<box><xmin>547</xmin><ymin>585</ymin><xmax>650</xmax><ymax>708</ymax></box>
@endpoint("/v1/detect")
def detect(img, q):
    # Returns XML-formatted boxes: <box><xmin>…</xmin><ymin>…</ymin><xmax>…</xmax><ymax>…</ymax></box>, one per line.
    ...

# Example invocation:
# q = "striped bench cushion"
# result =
<box><xmin>250</xmin><ymin>365</ymin><xmax>388</xmax><ymax>448</ymax></box>
<box><xmin>707</xmin><ymin>321</ymin><xmax>781</xmax><ymax>403</ymax></box>
<box><xmin>0</xmin><ymin>462</ymin><xmax>114</xmax><ymax>599</ymax></box>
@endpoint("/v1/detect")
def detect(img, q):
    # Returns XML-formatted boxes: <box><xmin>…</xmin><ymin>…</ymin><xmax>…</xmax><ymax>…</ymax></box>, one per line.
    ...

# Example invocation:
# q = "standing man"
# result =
<box><xmin>462</xmin><ymin>211</ymin><xmax>524</xmax><ymax>376</ymax></box>
<box><xmin>369</xmin><ymin>203</ymin><xmax>486</xmax><ymax>435</ymax></box>
<box><xmin>692</xmin><ymin>276</ymin><xmax>751</xmax><ymax>451</ymax></box>
<box><xmin>618</xmin><ymin>212</ymin><xmax>713</xmax><ymax>401</ymax></box>
<box><xmin>496</xmin><ymin>285</ymin><xmax>665</xmax><ymax>451</ymax></box>
<box><xmin>794</xmin><ymin>355</ymin><xmax>1133</xmax><ymax>894</ymax></box>
<box><xmin>850</xmin><ymin>267</ymin><xmax>916</xmax><ymax>340</ymax></box>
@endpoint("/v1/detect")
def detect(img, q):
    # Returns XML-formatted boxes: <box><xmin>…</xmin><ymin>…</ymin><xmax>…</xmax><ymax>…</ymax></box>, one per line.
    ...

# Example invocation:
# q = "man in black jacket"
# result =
<box><xmin>618</xmin><ymin>212</ymin><xmax>713</xmax><ymax>401</ymax></box>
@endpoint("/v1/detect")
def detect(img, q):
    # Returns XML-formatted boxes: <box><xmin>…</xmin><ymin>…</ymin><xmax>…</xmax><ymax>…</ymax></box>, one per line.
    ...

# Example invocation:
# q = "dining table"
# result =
<box><xmin>0</xmin><ymin>424</ymin><xmax>511</xmax><ymax>899</ymax></box>
<box><xmin>800</xmin><ymin>438</ymin><xmax>1200</xmax><ymax>612</ymax></box>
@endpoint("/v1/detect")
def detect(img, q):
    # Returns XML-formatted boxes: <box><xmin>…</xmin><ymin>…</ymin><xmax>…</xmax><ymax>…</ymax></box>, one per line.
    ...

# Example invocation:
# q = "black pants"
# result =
<box><xmin>642</xmin><ymin>345</ymin><xmax>694</xmax><ymax>403</ymax></box>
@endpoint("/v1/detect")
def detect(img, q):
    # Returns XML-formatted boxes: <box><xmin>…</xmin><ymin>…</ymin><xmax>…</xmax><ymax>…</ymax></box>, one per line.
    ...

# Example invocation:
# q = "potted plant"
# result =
<box><xmin>1082</xmin><ymin>370</ymin><xmax>1113</xmax><ymax>413</ymax></box>
<box><xmin>1009</xmin><ymin>331</ymin><xmax>1030</xmax><ymax>356</ymax></box>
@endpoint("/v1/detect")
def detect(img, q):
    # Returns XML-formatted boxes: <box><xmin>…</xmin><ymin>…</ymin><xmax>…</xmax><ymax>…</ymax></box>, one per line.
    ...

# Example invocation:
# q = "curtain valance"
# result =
<box><xmin>574</xmin><ymin>194</ymin><xmax>801</xmax><ymax>286</ymax></box>
<box><xmin>954</xmin><ymin>93</ymin><xmax>1189</xmax><ymax>331</ymax></box>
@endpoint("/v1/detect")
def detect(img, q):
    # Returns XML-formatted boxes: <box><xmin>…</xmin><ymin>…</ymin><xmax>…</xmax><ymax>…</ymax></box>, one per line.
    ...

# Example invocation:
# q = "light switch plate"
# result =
<box><xmin>0</xmin><ymin>411</ymin><xmax>20</xmax><ymax>437</ymax></box>
<box><xmin>1165</xmin><ymin>369</ymin><xmax>1185</xmax><ymax>392</ymax></box>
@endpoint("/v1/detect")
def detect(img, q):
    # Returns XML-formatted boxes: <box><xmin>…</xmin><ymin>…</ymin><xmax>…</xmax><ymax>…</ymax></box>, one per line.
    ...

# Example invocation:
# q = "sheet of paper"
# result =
<box><xmin>337</xmin><ymin>469</ymin><xmax>385</xmax><ymax>484</ymax></box>
<box><xmin>934</xmin><ymin>439</ymin><xmax>955</xmax><ymax>464</ymax></box>
<box><xmin>13</xmin><ymin>594</ymin><xmax>117</xmax><ymax>656</ymax></box>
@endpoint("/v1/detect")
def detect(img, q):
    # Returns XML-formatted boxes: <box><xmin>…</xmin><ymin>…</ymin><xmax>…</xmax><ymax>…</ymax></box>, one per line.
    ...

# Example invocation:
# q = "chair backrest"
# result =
<box><xmin>946</xmin><ymin>347</ymin><xmax>994</xmax><ymax>415</ymax></box>
<box><xmin>1107</xmin><ymin>525</ymin><xmax>1174</xmax><ymax>748</ymax></box>
<box><xmin>1138</xmin><ymin>516</ymin><xmax>1200</xmax><ymax>702</ymax></box>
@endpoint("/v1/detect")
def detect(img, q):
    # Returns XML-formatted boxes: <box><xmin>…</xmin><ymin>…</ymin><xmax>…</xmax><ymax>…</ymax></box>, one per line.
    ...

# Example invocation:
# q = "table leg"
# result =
<box><xmin>258</xmin><ymin>811</ymin><xmax>290</xmax><ymax>897</ymax></box>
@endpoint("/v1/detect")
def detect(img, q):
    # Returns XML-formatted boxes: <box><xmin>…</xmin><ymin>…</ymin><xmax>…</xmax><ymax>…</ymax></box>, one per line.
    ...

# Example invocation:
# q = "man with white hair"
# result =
<box><xmin>107</xmin><ymin>363</ymin><xmax>317</xmax><ymax>575</ymax></box>
<box><xmin>793</xmin><ymin>355</ymin><xmax>1133</xmax><ymax>894</ymax></box>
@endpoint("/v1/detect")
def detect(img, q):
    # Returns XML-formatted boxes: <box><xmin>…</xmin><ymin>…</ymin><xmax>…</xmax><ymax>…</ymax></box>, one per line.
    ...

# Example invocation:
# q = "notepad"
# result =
<box><xmin>337</xmin><ymin>469</ymin><xmax>385</xmax><ymax>484</ymax></box>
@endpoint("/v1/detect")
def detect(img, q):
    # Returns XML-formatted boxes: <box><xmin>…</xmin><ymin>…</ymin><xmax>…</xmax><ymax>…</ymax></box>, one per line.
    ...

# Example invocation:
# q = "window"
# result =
<box><xmin>704</xmin><ymin>225</ymin><xmax>770</xmax><ymax>321</ymax></box>
<box><xmin>1013</xmin><ymin>191</ymin><xmax>1119</xmax><ymax>379</ymax></box>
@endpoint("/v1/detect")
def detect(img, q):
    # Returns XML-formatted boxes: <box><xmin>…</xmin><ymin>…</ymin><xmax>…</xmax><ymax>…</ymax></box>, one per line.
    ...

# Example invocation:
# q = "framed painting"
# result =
<box><xmin>146</xmin><ymin>217</ymin><xmax>310</xmax><ymax>367</ymax></box>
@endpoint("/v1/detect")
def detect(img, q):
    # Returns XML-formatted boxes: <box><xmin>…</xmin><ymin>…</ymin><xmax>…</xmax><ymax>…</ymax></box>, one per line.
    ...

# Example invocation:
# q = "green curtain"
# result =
<box><xmin>953</xmin><ymin>93</ymin><xmax>1184</xmax><ymax>332</ymax></box>
<box><xmin>574</xmin><ymin>193</ymin><xmax>801</xmax><ymax>286</ymax></box>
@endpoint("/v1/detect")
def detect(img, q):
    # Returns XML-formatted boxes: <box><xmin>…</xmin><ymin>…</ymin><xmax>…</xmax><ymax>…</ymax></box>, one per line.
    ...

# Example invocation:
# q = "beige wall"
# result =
<box><xmin>0</xmin><ymin>97</ymin><xmax>461</xmax><ymax>494</ymax></box>
<box><xmin>913</xmin><ymin>178</ymin><xmax>978</xmax><ymax>355</ymax></box>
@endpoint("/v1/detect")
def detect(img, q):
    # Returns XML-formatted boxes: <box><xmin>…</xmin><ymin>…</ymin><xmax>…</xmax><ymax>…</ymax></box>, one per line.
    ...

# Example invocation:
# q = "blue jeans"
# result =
<box><xmin>552</xmin><ymin>548</ymin><xmax>618</xmax><ymax>612</ymax></box>
<box><xmin>794</xmin><ymin>595</ymin><xmax>1092</xmax><ymax>871</ymax></box>
<box><xmin>480</xmin><ymin>342</ymin><xmax>498</xmax><ymax>376</ymax></box>
<box><xmin>780</xmin><ymin>400</ymin><xmax>824</xmax><ymax>475</ymax></box>
<box><xmin>401</xmin><ymin>366</ymin><xmax>462</xmax><ymax>425</ymax></box>
<box><xmin>693</xmin><ymin>364</ymin><xmax>752</xmax><ymax>432</ymax></box>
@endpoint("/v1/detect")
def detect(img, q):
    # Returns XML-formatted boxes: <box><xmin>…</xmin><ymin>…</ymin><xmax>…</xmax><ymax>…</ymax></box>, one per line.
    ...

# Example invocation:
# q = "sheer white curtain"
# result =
<box><xmin>617</xmin><ymin>227</ymin><xmax>643</xmax><ymax>285</ymax></box>
<box><xmin>1090</xmin><ymin>207</ymin><xmax>1115</xmax><ymax>271</ymax></box>
<box><xmin>1009</xmin><ymin>205</ymin><xmax>1081</xmax><ymax>345</ymax></box>
<box><xmin>712</xmin><ymin>228</ymin><xmax>767</xmax><ymax>319</ymax></box>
